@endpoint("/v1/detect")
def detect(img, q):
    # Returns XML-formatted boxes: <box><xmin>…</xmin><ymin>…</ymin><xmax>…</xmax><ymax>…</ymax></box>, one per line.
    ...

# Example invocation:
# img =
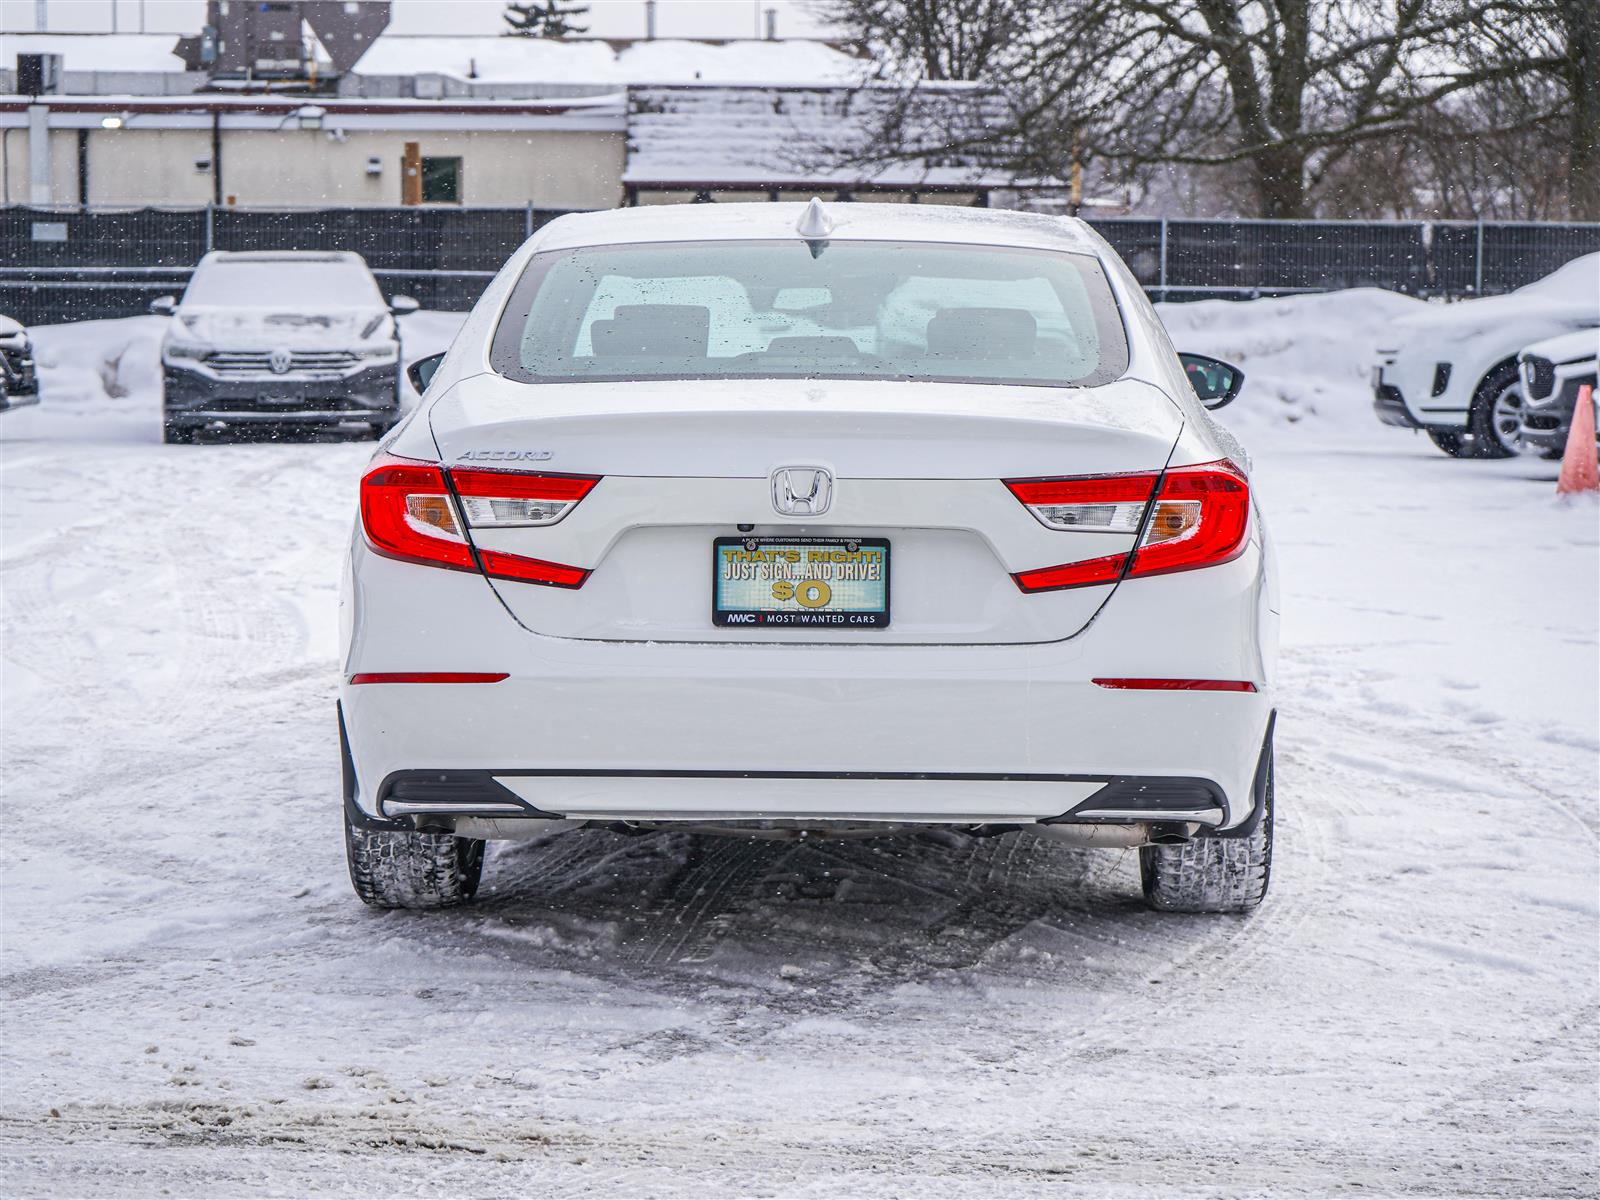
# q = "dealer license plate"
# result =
<box><xmin>713</xmin><ymin>536</ymin><xmax>890</xmax><ymax>628</ymax></box>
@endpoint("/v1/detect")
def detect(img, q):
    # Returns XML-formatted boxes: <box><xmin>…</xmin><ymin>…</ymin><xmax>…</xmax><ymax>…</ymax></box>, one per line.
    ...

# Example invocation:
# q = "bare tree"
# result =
<box><xmin>825</xmin><ymin>0</ymin><xmax>1580</xmax><ymax>219</ymax></box>
<box><xmin>822</xmin><ymin>0</ymin><xmax>1031</xmax><ymax>80</ymax></box>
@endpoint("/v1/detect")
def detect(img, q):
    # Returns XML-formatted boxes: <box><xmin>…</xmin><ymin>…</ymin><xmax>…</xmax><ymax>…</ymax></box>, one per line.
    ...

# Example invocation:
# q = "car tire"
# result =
<box><xmin>1463</xmin><ymin>361</ymin><xmax>1525</xmax><ymax>459</ymax></box>
<box><xmin>345</xmin><ymin>819</ymin><xmax>486</xmax><ymax>909</ymax></box>
<box><xmin>1425</xmin><ymin>428</ymin><xmax>1471</xmax><ymax>456</ymax></box>
<box><xmin>161</xmin><ymin>421</ymin><xmax>196</xmax><ymax>444</ymax></box>
<box><xmin>1139</xmin><ymin>752</ymin><xmax>1273</xmax><ymax>913</ymax></box>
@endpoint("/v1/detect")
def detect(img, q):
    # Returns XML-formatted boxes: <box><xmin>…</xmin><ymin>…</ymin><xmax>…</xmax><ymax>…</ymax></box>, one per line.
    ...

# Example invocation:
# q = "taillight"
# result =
<box><xmin>450</xmin><ymin>469</ymin><xmax>597</xmax><ymax>527</ymax></box>
<box><xmin>359</xmin><ymin>454</ymin><xmax>598</xmax><ymax>588</ymax></box>
<box><xmin>360</xmin><ymin>456</ymin><xmax>475</xmax><ymax>572</ymax></box>
<box><xmin>1007</xmin><ymin>460</ymin><xmax>1249</xmax><ymax>592</ymax></box>
<box><xmin>1128</xmin><ymin>460</ymin><xmax>1250</xmax><ymax>579</ymax></box>
<box><xmin>1005</xmin><ymin>472</ymin><xmax>1156</xmax><ymax>533</ymax></box>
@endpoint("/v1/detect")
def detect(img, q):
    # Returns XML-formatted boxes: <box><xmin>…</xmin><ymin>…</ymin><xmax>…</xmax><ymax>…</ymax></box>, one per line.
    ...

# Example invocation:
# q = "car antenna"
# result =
<box><xmin>796</xmin><ymin>197</ymin><xmax>833</xmax><ymax>258</ymax></box>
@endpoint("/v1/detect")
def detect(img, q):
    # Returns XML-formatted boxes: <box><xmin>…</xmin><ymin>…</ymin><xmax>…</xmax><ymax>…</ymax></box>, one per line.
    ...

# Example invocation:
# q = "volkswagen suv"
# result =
<box><xmin>156</xmin><ymin>250</ymin><xmax>415</xmax><ymax>442</ymax></box>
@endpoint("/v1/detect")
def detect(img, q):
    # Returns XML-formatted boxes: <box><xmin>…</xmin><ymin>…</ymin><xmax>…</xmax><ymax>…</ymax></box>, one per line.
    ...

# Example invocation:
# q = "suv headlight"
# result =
<box><xmin>163</xmin><ymin>343</ymin><xmax>207</xmax><ymax>360</ymax></box>
<box><xmin>357</xmin><ymin>343</ymin><xmax>398</xmax><ymax>360</ymax></box>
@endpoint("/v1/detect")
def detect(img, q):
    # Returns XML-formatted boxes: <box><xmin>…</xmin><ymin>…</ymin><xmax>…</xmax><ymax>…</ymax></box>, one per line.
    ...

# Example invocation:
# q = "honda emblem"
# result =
<box><xmin>771</xmin><ymin>466</ymin><xmax>833</xmax><ymax>517</ymax></box>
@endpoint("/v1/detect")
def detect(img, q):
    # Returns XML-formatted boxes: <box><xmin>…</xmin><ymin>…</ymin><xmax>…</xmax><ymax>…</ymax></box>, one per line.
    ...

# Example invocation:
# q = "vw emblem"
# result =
<box><xmin>771</xmin><ymin>466</ymin><xmax>833</xmax><ymax>517</ymax></box>
<box><xmin>268</xmin><ymin>348</ymin><xmax>293</xmax><ymax>374</ymax></box>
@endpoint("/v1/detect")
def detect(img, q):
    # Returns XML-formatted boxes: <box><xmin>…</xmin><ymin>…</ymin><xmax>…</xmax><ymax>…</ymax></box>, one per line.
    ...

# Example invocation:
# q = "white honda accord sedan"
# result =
<box><xmin>338</xmin><ymin>201</ymin><xmax>1280</xmax><ymax>914</ymax></box>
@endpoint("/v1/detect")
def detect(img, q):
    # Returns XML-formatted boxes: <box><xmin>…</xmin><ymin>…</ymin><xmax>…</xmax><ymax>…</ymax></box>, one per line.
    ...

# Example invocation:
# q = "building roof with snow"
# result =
<box><xmin>0</xmin><ymin>32</ymin><xmax>869</xmax><ymax>95</ymax></box>
<box><xmin>625</xmin><ymin>84</ymin><xmax>1023</xmax><ymax>195</ymax></box>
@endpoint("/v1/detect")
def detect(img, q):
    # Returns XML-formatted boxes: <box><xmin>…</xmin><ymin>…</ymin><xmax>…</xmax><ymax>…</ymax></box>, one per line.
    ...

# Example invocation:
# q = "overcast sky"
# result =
<box><xmin>2</xmin><ymin>0</ymin><xmax>836</xmax><ymax>38</ymax></box>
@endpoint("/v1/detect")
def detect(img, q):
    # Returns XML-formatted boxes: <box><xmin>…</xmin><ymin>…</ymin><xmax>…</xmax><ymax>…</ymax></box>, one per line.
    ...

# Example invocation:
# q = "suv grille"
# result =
<box><xmin>204</xmin><ymin>350</ymin><xmax>361</xmax><ymax>378</ymax></box>
<box><xmin>1522</xmin><ymin>356</ymin><xmax>1555</xmax><ymax>401</ymax></box>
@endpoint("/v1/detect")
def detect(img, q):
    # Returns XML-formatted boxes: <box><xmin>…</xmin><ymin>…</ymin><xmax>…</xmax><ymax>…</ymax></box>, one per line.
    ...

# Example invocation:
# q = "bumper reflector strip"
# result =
<box><xmin>350</xmin><ymin>672</ymin><xmax>509</xmax><ymax>685</ymax></box>
<box><xmin>1092</xmin><ymin>677</ymin><xmax>1257</xmax><ymax>692</ymax></box>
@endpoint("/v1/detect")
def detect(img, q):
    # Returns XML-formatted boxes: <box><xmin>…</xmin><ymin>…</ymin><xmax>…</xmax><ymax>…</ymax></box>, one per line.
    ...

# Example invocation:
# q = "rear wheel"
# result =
<box><xmin>161</xmin><ymin>421</ymin><xmax>196</xmax><ymax>444</ymax></box>
<box><xmin>1426</xmin><ymin>428</ymin><xmax>1471</xmax><ymax>457</ymax></box>
<box><xmin>1140</xmin><ymin>752</ymin><xmax>1273</xmax><ymax>913</ymax></box>
<box><xmin>345</xmin><ymin>817</ymin><xmax>485</xmax><ymax>909</ymax></box>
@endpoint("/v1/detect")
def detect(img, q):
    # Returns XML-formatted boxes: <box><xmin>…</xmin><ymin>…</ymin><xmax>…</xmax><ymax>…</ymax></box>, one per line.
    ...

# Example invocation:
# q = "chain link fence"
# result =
<box><xmin>2</xmin><ymin>206</ymin><xmax>1596</xmax><ymax>326</ymax></box>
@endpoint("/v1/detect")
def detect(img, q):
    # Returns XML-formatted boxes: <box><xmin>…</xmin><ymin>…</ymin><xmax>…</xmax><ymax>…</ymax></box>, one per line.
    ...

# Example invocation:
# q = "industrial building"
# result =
<box><xmin>1</xmin><ymin>9</ymin><xmax>1025</xmax><ymax>211</ymax></box>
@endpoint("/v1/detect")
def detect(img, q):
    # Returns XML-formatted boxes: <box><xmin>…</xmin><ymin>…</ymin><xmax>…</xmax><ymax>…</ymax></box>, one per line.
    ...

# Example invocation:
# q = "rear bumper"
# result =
<box><xmin>340</xmin><ymin>534</ymin><xmax>1278</xmax><ymax>834</ymax></box>
<box><xmin>163</xmin><ymin>362</ymin><xmax>398</xmax><ymax>425</ymax></box>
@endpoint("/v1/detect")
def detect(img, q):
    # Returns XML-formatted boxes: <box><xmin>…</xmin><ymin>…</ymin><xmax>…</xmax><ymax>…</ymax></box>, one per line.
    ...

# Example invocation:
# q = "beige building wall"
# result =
<box><xmin>2</xmin><ymin>128</ymin><xmax>81</xmax><ymax>205</ymax></box>
<box><xmin>74</xmin><ymin>127</ymin><xmax>622</xmax><ymax>209</ymax></box>
<box><xmin>5</xmin><ymin>124</ymin><xmax>624</xmax><ymax>209</ymax></box>
<box><xmin>86</xmin><ymin>128</ymin><xmax>215</xmax><ymax>206</ymax></box>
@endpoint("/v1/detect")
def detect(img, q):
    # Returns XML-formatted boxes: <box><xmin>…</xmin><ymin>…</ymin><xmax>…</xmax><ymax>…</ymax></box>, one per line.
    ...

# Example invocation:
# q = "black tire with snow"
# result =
<box><xmin>1463</xmin><ymin>360</ymin><xmax>1525</xmax><ymax>459</ymax></box>
<box><xmin>345</xmin><ymin>819</ymin><xmax>485</xmax><ymax>909</ymax></box>
<box><xmin>1139</xmin><ymin>753</ymin><xmax>1273</xmax><ymax>913</ymax></box>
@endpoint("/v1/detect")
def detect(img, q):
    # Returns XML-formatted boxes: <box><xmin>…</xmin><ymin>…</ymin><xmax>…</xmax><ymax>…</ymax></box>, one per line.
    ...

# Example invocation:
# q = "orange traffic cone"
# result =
<box><xmin>1557</xmin><ymin>383</ymin><xmax>1599</xmax><ymax>496</ymax></box>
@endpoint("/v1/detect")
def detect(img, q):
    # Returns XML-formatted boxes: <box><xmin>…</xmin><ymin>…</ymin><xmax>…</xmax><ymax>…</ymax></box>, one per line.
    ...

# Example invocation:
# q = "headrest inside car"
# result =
<box><xmin>925</xmin><ymin>307</ymin><xmax>1038</xmax><ymax>359</ymax></box>
<box><xmin>590</xmin><ymin>304</ymin><xmax>711</xmax><ymax>358</ymax></box>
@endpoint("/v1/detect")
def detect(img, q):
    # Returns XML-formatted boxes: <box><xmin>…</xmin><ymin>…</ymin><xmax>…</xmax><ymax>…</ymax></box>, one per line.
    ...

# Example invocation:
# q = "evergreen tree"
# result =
<box><xmin>503</xmin><ymin>1</ymin><xmax>590</xmax><ymax>38</ymax></box>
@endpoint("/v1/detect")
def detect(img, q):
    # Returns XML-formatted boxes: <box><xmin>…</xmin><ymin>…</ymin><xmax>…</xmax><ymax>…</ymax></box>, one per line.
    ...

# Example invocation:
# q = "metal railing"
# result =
<box><xmin>2</xmin><ymin>205</ymin><xmax>1596</xmax><ymax>326</ymax></box>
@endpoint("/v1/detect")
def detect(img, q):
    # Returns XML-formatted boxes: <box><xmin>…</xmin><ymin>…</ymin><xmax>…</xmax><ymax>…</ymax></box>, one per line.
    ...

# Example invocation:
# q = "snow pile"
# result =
<box><xmin>1156</xmin><ymin>288</ymin><xmax>1428</xmax><ymax>434</ymax></box>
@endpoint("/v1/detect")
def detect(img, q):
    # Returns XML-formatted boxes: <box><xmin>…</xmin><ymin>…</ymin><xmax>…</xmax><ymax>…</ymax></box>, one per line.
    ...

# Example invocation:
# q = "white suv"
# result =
<box><xmin>1372</xmin><ymin>254</ymin><xmax>1599</xmax><ymax>457</ymax></box>
<box><xmin>338</xmin><ymin>202</ymin><xmax>1280</xmax><ymax>914</ymax></box>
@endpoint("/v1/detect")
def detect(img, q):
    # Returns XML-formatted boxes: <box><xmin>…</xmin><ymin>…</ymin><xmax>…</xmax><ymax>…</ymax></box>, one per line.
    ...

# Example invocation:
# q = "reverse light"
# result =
<box><xmin>450</xmin><ymin>468</ymin><xmax>598</xmax><ymax>528</ymax></box>
<box><xmin>1008</xmin><ymin>460</ymin><xmax>1250</xmax><ymax>592</ymax></box>
<box><xmin>358</xmin><ymin>455</ymin><xmax>597</xmax><ymax>586</ymax></box>
<box><xmin>1004</xmin><ymin>472</ymin><xmax>1155</xmax><ymax>532</ymax></box>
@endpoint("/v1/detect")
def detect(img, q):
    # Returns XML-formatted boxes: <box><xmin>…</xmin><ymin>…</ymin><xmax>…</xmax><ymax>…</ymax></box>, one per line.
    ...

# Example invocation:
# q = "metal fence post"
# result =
<box><xmin>204</xmin><ymin>201</ymin><xmax>214</xmax><ymax>254</ymax></box>
<box><xmin>524</xmin><ymin>201</ymin><xmax>534</xmax><ymax>240</ymax></box>
<box><xmin>1158</xmin><ymin>218</ymin><xmax>1168</xmax><ymax>300</ymax></box>
<box><xmin>1473</xmin><ymin>220</ymin><xmax>1484</xmax><ymax>294</ymax></box>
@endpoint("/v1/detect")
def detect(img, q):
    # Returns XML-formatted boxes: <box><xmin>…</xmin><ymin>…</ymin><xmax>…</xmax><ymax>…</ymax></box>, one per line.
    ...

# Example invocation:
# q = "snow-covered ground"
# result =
<box><xmin>1</xmin><ymin>296</ymin><xmax>1595</xmax><ymax>1196</ymax></box>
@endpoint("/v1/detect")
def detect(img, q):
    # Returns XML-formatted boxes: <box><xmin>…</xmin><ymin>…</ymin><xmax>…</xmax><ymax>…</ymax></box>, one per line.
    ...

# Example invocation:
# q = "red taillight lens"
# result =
<box><xmin>477</xmin><ymin>549</ymin><xmax>589</xmax><ymax>590</ymax></box>
<box><xmin>360</xmin><ymin>455</ymin><xmax>475</xmax><ymax>572</ymax></box>
<box><xmin>1007</xmin><ymin>460</ymin><xmax>1249</xmax><ymax>593</ymax></box>
<box><xmin>1127</xmin><ymin>459</ymin><xmax>1250</xmax><ymax>579</ymax></box>
<box><xmin>359</xmin><ymin>455</ymin><xmax>598</xmax><ymax>587</ymax></box>
<box><xmin>1013</xmin><ymin>552</ymin><xmax>1128</xmax><ymax>593</ymax></box>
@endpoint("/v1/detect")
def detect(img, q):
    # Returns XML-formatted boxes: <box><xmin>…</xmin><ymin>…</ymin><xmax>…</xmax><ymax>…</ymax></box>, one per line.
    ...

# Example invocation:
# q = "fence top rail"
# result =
<box><xmin>2</xmin><ymin>204</ymin><xmax>1598</xmax><ymax>231</ymax></box>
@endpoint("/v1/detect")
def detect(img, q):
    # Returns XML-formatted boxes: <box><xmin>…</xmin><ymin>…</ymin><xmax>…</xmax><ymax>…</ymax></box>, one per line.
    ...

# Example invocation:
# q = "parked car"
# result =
<box><xmin>338</xmin><ymin>201</ymin><xmax>1279</xmax><ymax>915</ymax></box>
<box><xmin>1372</xmin><ymin>253</ymin><xmax>1599</xmax><ymax>458</ymax></box>
<box><xmin>0</xmin><ymin>314</ymin><xmax>40</xmax><ymax>412</ymax></box>
<box><xmin>1517</xmin><ymin>328</ymin><xmax>1599</xmax><ymax>457</ymax></box>
<box><xmin>155</xmin><ymin>250</ymin><xmax>416</xmax><ymax>443</ymax></box>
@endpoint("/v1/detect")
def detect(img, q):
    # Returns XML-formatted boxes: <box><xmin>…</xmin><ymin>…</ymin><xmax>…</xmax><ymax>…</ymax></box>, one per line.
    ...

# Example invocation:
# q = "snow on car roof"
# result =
<box><xmin>534</xmin><ymin>203</ymin><xmax>1096</xmax><ymax>254</ymax></box>
<box><xmin>201</xmin><ymin>251</ymin><xmax>368</xmax><ymax>266</ymax></box>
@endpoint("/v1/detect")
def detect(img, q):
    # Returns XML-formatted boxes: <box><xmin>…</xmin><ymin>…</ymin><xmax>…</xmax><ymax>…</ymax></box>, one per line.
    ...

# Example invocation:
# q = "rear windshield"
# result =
<box><xmin>490</xmin><ymin>239</ymin><xmax>1129</xmax><ymax>388</ymax></box>
<box><xmin>183</xmin><ymin>260</ymin><xmax>383</xmax><ymax>309</ymax></box>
